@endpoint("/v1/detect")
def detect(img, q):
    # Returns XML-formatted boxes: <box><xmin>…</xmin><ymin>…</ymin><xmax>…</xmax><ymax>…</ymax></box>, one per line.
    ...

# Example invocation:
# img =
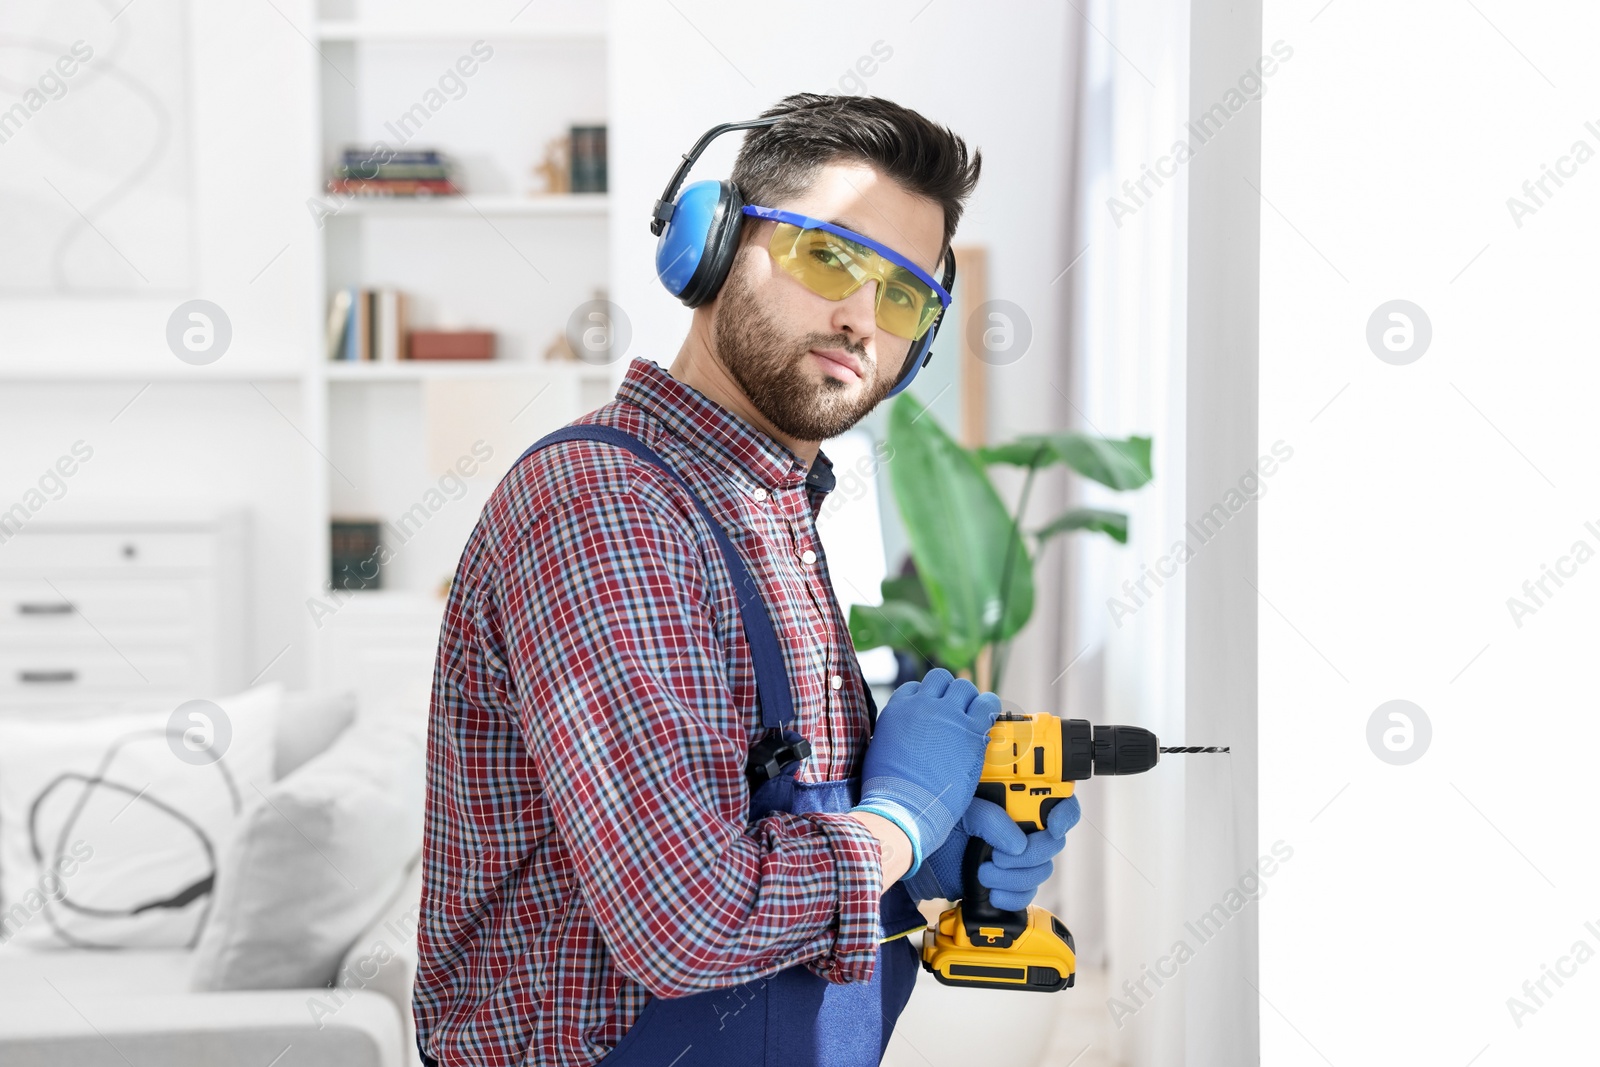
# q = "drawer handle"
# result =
<box><xmin>19</xmin><ymin>669</ymin><xmax>78</xmax><ymax>684</ymax></box>
<box><xmin>17</xmin><ymin>602</ymin><xmax>75</xmax><ymax>616</ymax></box>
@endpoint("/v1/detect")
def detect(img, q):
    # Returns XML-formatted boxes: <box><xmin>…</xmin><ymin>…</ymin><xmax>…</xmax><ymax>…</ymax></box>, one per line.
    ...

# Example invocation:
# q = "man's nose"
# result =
<box><xmin>831</xmin><ymin>279</ymin><xmax>878</xmax><ymax>343</ymax></box>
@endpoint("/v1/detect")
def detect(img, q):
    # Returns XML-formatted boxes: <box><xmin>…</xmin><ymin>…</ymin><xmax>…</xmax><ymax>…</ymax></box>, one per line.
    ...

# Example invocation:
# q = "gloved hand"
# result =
<box><xmin>911</xmin><ymin>793</ymin><xmax>1082</xmax><ymax>911</ymax></box>
<box><xmin>851</xmin><ymin>668</ymin><xmax>1000</xmax><ymax>878</ymax></box>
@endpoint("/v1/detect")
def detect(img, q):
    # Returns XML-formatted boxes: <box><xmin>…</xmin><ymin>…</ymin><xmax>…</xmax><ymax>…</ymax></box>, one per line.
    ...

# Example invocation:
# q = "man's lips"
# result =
<box><xmin>810</xmin><ymin>348</ymin><xmax>863</xmax><ymax>382</ymax></box>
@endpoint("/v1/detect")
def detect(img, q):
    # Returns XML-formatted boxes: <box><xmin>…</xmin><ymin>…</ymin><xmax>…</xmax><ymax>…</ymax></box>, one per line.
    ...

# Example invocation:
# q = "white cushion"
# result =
<box><xmin>189</xmin><ymin>721</ymin><xmax>424</xmax><ymax>991</ymax></box>
<box><xmin>0</xmin><ymin>684</ymin><xmax>283</xmax><ymax>950</ymax></box>
<box><xmin>275</xmin><ymin>688</ymin><xmax>358</xmax><ymax>779</ymax></box>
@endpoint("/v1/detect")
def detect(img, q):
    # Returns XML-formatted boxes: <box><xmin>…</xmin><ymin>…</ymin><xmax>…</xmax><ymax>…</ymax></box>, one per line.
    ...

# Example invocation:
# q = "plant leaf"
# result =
<box><xmin>978</xmin><ymin>433</ymin><xmax>1153</xmax><ymax>491</ymax></box>
<box><xmin>1034</xmin><ymin>506</ymin><xmax>1129</xmax><ymax>544</ymax></box>
<box><xmin>880</xmin><ymin>573</ymin><xmax>932</xmax><ymax>610</ymax></box>
<box><xmin>886</xmin><ymin>393</ymin><xmax>1034</xmax><ymax>664</ymax></box>
<box><xmin>848</xmin><ymin>600</ymin><xmax>944</xmax><ymax>666</ymax></box>
<box><xmin>973</xmin><ymin>439</ymin><xmax>1057</xmax><ymax>467</ymax></box>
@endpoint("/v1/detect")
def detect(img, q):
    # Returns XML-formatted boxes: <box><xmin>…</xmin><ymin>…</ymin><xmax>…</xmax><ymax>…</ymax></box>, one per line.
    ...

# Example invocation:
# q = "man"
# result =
<box><xmin>413</xmin><ymin>94</ymin><xmax>1077</xmax><ymax>1067</ymax></box>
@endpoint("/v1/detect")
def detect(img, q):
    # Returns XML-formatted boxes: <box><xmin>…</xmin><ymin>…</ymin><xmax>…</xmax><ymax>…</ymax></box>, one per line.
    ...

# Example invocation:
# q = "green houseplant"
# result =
<box><xmin>848</xmin><ymin>392</ymin><xmax>1153</xmax><ymax>694</ymax></box>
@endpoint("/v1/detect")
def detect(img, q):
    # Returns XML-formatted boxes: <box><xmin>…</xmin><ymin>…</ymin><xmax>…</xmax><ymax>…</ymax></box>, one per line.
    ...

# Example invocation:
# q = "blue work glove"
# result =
<box><xmin>909</xmin><ymin>793</ymin><xmax>1082</xmax><ymax>911</ymax></box>
<box><xmin>851</xmin><ymin>668</ymin><xmax>1001</xmax><ymax>879</ymax></box>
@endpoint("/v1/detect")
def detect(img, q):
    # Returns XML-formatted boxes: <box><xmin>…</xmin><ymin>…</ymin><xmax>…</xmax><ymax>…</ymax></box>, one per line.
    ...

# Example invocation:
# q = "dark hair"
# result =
<box><xmin>730</xmin><ymin>93</ymin><xmax>981</xmax><ymax>260</ymax></box>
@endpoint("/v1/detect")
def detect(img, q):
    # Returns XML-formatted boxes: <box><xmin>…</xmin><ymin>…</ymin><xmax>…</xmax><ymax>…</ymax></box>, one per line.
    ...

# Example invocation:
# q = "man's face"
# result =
<box><xmin>710</xmin><ymin>160</ymin><xmax>947</xmax><ymax>443</ymax></box>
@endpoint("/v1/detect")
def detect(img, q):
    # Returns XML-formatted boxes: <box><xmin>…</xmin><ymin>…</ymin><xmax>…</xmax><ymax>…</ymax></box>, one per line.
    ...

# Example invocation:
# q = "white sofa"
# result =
<box><xmin>0</xmin><ymin>682</ymin><xmax>1078</xmax><ymax>1067</ymax></box>
<box><xmin>0</xmin><ymin>690</ymin><xmax>424</xmax><ymax>1067</ymax></box>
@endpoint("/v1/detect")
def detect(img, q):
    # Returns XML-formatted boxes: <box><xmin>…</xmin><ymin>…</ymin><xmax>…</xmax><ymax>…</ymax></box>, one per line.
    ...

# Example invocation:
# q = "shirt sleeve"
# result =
<box><xmin>491</xmin><ymin>478</ymin><xmax>884</xmax><ymax>997</ymax></box>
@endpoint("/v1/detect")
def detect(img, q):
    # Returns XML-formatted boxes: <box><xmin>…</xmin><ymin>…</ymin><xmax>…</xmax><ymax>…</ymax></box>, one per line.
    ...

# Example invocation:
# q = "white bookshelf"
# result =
<box><xmin>333</xmin><ymin>193</ymin><xmax>609</xmax><ymax>217</ymax></box>
<box><xmin>315</xmin><ymin>21</ymin><xmax>605</xmax><ymax>43</ymax></box>
<box><xmin>302</xmin><ymin>3</ymin><xmax>619</xmax><ymax>691</ymax></box>
<box><xmin>323</xmin><ymin>359</ymin><xmax>605</xmax><ymax>381</ymax></box>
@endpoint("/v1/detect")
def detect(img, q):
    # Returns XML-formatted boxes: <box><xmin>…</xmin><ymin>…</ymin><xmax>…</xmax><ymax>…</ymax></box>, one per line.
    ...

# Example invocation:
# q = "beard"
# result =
<box><xmin>711</xmin><ymin>261</ymin><xmax>902</xmax><ymax>442</ymax></box>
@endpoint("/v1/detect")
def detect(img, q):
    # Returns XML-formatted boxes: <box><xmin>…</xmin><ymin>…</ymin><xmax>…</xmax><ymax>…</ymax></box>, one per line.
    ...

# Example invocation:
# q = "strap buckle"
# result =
<box><xmin>744</xmin><ymin>728</ymin><xmax>813</xmax><ymax>790</ymax></box>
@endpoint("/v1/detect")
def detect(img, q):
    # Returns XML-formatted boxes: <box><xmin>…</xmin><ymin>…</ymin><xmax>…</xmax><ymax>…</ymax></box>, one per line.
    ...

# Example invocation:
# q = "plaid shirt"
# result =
<box><xmin>414</xmin><ymin>357</ymin><xmax>887</xmax><ymax>1067</ymax></box>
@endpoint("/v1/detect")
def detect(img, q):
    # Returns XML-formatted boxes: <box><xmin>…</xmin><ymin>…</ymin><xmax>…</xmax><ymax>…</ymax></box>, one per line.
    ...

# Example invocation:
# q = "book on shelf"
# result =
<box><xmin>330</xmin><ymin>520</ymin><xmax>383</xmax><ymax>591</ymax></box>
<box><xmin>374</xmin><ymin>290</ymin><xmax>406</xmax><ymax>363</ymax></box>
<box><xmin>569</xmin><ymin>125</ymin><xmax>606</xmax><ymax>194</ymax></box>
<box><xmin>345</xmin><ymin>289</ymin><xmax>368</xmax><ymax>362</ymax></box>
<box><xmin>329</xmin><ymin>178</ymin><xmax>459</xmax><ymax>197</ymax></box>
<box><xmin>328</xmin><ymin>288</ymin><xmax>409</xmax><ymax>362</ymax></box>
<box><xmin>332</xmin><ymin>147</ymin><xmax>459</xmax><ymax>197</ymax></box>
<box><xmin>337</xmin><ymin>165</ymin><xmax>450</xmax><ymax>180</ymax></box>
<box><xmin>343</xmin><ymin>148</ymin><xmax>446</xmax><ymax>167</ymax></box>
<box><xmin>324</xmin><ymin>288</ymin><xmax>352</xmax><ymax>360</ymax></box>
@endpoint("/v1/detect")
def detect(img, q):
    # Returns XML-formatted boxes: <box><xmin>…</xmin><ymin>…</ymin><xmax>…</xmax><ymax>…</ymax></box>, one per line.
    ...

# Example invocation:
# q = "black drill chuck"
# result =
<box><xmin>1061</xmin><ymin>720</ymin><xmax>1162</xmax><ymax>779</ymax></box>
<box><xmin>1059</xmin><ymin>721</ymin><xmax>1229</xmax><ymax>779</ymax></box>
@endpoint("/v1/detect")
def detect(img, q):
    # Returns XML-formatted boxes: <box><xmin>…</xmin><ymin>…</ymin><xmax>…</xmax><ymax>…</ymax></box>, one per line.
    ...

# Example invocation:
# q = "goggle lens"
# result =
<box><xmin>766</xmin><ymin>222</ymin><xmax>942</xmax><ymax>341</ymax></box>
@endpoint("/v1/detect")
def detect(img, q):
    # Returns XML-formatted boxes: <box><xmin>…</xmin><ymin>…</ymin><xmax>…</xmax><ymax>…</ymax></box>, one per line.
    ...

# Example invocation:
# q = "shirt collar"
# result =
<box><xmin>617</xmin><ymin>357</ymin><xmax>834</xmax><ymax>495</ymax></box>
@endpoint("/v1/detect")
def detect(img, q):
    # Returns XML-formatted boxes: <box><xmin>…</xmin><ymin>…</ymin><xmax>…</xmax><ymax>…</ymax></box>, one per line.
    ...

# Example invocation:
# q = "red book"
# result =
<box><xmin>327</xmin><ymin>178</ymin><xmax>459</xmax><ymax>197</ymax></box>
<box><xmin>409</xmin><ymin>330</ymin><xmax>495</xmax><ymax>361</ymax></box>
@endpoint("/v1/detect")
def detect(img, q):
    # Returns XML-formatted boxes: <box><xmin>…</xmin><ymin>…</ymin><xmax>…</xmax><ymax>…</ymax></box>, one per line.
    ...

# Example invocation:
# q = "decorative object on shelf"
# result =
<box><xmin>409</xmin><ymin>329</ymin><xmax>496</xmax><ymax>361</ymax></box>
<box><xmin>569</xmin><ymin>124</ymin><xmax>607</xmax><ymax>193</ymax></box>
<box><xmin>532</xmin><ymin>134</ymin><xmax>570</xmax><ymax>194</ymax></box>
<box><xmin>327</xmin><ymin>288</ymin><xmax>409</xmax><ymax>361</ymax></box>
<box><xmin>543</xmin><ymin>330</ymin><xmax>578</xmax><ymax>362</ymax></box>
<box><xmin>329</xmin><ymin>148</ymin><xmax>458</xmax><ymax>197</ymax></box>
<box><xmin>331</xmin><ymin>520</ymin><xmax>383</xmax><ymax>591</ymax></box>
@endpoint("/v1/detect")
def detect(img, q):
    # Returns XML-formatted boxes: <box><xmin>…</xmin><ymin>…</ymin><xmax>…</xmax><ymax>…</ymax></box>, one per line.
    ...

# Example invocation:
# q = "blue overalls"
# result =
<box><xmin>516</xmin><ymin>426</ymin><xmax>925</xmax><ymax>1067</ymax></box>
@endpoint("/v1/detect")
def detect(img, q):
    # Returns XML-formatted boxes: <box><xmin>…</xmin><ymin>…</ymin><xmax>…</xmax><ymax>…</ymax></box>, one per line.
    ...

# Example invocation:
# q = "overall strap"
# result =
<box><xmin>518</xmin><ymin>425</ymin><xmax>795</xmax><ymax>733</ymax></box>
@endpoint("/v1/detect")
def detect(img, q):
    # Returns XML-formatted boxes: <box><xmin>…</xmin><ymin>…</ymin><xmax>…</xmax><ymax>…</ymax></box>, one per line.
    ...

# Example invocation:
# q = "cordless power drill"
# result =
<box><xmin>920</xmin><ymin>711</ymin><xmax>1227</xmax><ymax>992</ymax></box>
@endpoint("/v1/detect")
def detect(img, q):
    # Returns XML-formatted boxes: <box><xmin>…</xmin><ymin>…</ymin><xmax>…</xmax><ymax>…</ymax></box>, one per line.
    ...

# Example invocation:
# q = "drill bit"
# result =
<box><xmin>1159</xmin><ymin>746</ymin><xmax>1230</xmax><ymax>753</ymax></box>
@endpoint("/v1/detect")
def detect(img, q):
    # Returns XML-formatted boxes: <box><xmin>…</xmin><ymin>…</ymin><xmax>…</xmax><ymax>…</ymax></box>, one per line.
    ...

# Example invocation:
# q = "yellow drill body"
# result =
<box><xmin>921</xmin><ymin>710</ymin><xmax>1171</xmax><ymax>992</ymax></box>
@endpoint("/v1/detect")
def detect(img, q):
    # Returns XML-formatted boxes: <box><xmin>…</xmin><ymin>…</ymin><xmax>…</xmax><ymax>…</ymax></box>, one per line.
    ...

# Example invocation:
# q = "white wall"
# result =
<box><xmin>1182</xmin><ymin>0</ymin><xmax>1261</xmax><ymax>1062</ymax></box>
<box><xmin>1260</xmin><ymin>2</ymin><xmax>1600</xmax><ymax>1064</ymax></box>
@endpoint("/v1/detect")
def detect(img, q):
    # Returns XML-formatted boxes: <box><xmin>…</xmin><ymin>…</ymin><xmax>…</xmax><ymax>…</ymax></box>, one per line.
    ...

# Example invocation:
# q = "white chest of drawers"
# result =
<box><xmin>0</xmin><ymin>508</ymin><xmax>247</xmax><ymax>711</ymax></box>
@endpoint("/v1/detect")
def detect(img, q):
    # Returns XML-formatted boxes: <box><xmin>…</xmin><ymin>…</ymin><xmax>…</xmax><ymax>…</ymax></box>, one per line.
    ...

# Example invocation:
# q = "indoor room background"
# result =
<box><xmin>10</xmin><ymin>1</ymin><xmax>1586</xmax><ymax>1065</ymax></box>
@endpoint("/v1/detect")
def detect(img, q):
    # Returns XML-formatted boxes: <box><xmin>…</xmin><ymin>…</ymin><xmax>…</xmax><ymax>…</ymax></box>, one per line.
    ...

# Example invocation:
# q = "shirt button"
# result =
<box><xmin>801</xmin><ymin>549</ymin><xmax>816</xmax><ymax>565</ymax></box>
<box><xmin>830</xmin><ymin>674</ymin><xmax>842</xmax><ymax>690</ymax></box>
<box><xmin>753</xmin><ymin>487</ymin><xmax>768</xmax><ymax>501</ymax></box>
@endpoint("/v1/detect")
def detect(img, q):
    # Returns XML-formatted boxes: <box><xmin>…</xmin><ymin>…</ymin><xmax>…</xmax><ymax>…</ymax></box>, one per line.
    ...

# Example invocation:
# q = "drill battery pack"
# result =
<box><xmin>921</xmin><ymin>902</ymin><xmax>1077</xmax><ymax>992</ymax></box>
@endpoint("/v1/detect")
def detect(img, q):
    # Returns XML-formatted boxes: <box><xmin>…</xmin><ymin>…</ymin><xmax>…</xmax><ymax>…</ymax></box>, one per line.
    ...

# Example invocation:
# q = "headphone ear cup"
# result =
<box><xmin>656</xmin><ymin>179</ymin><xmax>727</xmax><ymax>306</ymax></box>
<box><xmin>886</xmin><ymin>249</ymin><xmax>957</xmax><ymax>398</ymax></box>
<box><xmin>886</xmin><ymin>308</ymin><xmax>945</xmax><ymax>398</ymax></box>
<box><xmin>678</xmin><ymin>181</ymin><xmax>745</xmax><ymax>308</ymax></box>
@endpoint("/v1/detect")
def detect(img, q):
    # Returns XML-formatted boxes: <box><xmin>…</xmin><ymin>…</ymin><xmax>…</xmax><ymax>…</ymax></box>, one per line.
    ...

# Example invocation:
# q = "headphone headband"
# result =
<box><xmin>649</xmin><ymin>116</ymin><xmax>781</xmax><ymax>237</ymax></box>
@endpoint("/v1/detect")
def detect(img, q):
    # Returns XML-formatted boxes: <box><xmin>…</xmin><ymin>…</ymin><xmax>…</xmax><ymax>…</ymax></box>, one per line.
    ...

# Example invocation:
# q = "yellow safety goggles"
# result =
<box><xmin>742</xmin><ymin>205</ymin><xmax>952</xmax><ymax>341</ymax></box>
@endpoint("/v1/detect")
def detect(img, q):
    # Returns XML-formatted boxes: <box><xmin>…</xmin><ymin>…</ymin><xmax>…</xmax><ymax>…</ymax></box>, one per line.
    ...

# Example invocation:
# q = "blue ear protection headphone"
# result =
<box><xmin>649</xmin><ymin>117</ymin><xmax>957</xmax><ymax>398</ymax></box>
